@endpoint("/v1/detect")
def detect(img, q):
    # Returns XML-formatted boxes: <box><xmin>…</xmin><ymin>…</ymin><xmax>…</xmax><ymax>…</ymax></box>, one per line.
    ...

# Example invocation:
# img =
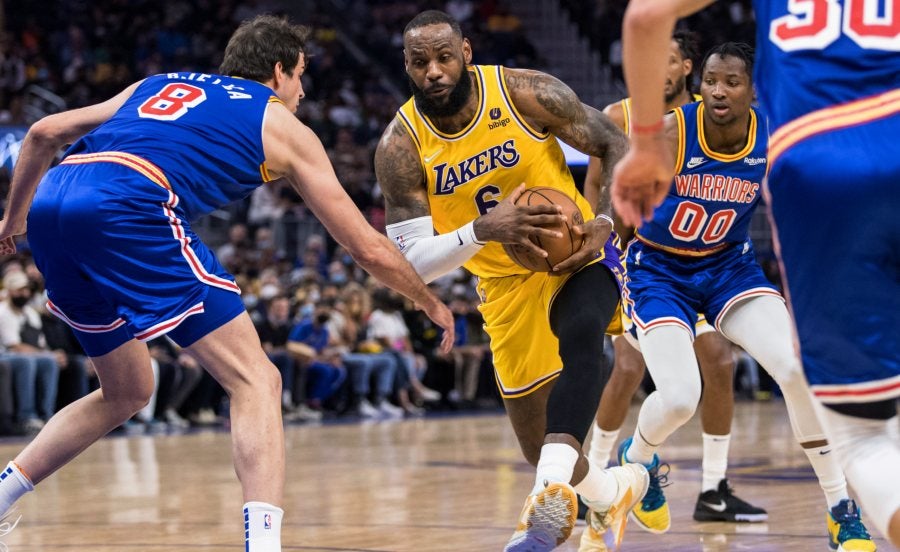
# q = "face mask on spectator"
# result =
<box><xmin>10</xmin><ymin>296</ymin><xmax>29</xmax><ymax>308</ymax></box>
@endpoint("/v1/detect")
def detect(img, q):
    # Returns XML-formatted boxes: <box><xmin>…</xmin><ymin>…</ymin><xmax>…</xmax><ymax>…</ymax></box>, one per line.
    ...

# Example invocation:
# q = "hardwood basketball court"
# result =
<box><xmin>0</xmin><ymin>402</ymin><xmax>895</xmax><ymax>551</ymax></box>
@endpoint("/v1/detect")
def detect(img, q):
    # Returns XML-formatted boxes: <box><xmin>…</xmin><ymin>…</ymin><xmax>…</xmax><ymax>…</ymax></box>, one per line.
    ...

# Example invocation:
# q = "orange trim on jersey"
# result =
<box><xmin>812</xmin><ymin>374</ymin><xmax>900</xmax><ymax>403</ymax></box>
<box><xmin>259</xmin><ymin>162</ymin><xmax>272</xmax><ymax>182</ymax></box>
<box><xmin>673</xmin><ymin>107</ymin><xmax>686</xmax><ymax>173</ymax></box>
<box><xmin>268</xmin><ymin>96</ymin><xmax>284</xmax><ymax>104</ymax></box>
<box><xmin>61</xmin><ymin>152</ymin><xmax>172</xmax><ymax>191</ymax></box>
<box><xmin>769</xmin><ymin>88</ymin><xmax>900</xmax><ymax>166</ymax></box>
<box><xmin>697</xmin><ymin>103</ymin><xmax>757</xmax><ymax>161</ymax></box>
<box><xmin>498</xmin><ymin>66</ymin><xmax>549</xmax><ymax>141</ymax></box>
<box><xmin>635</xmin><ymin>234</ymin><xmax>729</xmax><ymax>257</ymax></box>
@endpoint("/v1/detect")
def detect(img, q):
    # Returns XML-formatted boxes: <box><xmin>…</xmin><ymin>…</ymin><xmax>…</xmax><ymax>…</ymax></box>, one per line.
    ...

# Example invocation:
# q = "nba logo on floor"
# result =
<box><xmin>264</xmin><ymin>514</ymin><xmax>272</xmax><ymax>530</ymax></box>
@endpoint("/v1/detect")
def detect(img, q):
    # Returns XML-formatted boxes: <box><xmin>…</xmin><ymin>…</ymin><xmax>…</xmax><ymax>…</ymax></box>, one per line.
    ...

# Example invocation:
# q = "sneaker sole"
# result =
<box><xmin>693</xmin><ymin>509</ymin><xmax>768</xmax><ymax>523</ymax></box>
<box><xmin>504</xmin><ymin>483</ymin><xmax>578</xmax><ymax>552</ymax></box>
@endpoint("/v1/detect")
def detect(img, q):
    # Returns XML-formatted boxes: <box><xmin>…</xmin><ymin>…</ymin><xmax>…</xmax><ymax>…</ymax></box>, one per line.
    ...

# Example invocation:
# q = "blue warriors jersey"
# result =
<box><xmin>754</xmin><ymin>0</ymin><xmax>900</xmax><ymax>134</ymax></box>
<box><xmin>65</xmin><ymin>72</ymin><xmax>280</xmax><ymax>221</ymax></box>
<box><xmin>635</xmin><ymin>103</ymin><xmax>767</xmax><ymax>255</ymax></box>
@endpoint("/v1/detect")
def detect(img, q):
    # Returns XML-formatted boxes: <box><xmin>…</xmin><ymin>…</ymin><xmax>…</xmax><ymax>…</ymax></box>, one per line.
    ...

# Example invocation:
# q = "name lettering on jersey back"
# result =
<box><xmin>433</xmin><ymin>139</ymin><xmax>520</xmax><ymax>195</ymax></box>
<box><xmin>673</xmin><ymin>174</ymin><xmax>760</xmax><ymax>204</ymax></box>
<box><xmin>166</xmin><ymin>73</ymin><xmax>252</xmax><ymax>99</ymax></box>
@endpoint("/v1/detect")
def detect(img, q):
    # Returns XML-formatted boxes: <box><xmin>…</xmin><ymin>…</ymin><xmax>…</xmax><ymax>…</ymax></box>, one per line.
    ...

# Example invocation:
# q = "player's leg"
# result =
<box><xmin>1</xmin><ymin>338</ymin><xmax>154</xmax><ymax>514</ymax></box>
<box><xmin>816</xmin><ymin>401</ymin><xmax>900</xmax><ymax>548</ymax></box>
<box><xmin>502</xmin><ymin>264</ymin><xmax>647</xmax><ymax>552</ymax></box>
<box><xmin>620</xmin><ymin>323</ymin><xmax>700</xmax><ymax>534</ymax></box>
<box><xmin>692</xmin><ymin>327</ymin><xmax>767</xmax><ymax>522</ymax></box>
<box><xmin>588</xmin><ymin>336</ymin><xmax>646</xmax><ymax>469</ymax></box>
<box><xmin>183</xmin><ymin>310</ymin><xmax>284</xmax><ymax>551</ymax></box>
<box><xmin>719</xmin><ymin>295</ymin><xmax>875</xmax><ymax>550</ymax></box>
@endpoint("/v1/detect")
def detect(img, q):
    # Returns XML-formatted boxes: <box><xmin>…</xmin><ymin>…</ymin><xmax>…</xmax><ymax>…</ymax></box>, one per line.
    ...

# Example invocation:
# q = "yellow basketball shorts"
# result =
<box><xmin>477</xmin><ymin>261</ymin><xmax>623</xmax><ymax>399</ymax></box>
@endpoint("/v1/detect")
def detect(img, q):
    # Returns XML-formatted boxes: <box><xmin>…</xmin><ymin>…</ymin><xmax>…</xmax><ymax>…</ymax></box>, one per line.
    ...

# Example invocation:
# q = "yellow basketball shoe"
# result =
<box><xmin>827</xmin><ymin>499</ymin><xmax>876</xmax><ymax>552</ymax></box>
<box><xmin>617</xmin><ymin>437</ymin><xmax>671</xmax><ymax>534</ymax></box>
<box><xmin>578</xmin><ymin>463</ymin><xmax>650</xmax><ymax>551</ymax></box>
<box><xmin>504</xmin><ymin>480</ymin><xmax>578</xmax><ymax>552</ymax></box>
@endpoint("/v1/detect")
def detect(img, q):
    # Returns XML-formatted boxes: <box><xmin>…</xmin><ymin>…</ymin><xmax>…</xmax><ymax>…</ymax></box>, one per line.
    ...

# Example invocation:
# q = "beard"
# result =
<box><xmin>409</xmin><ymin>68</ymin><xmax>473</xmax><ymax>119</ymax></box>
<box><xmin>665</xmin><ymin>77</ymin><xmax>687</xmax><ymax>105</ymax></box>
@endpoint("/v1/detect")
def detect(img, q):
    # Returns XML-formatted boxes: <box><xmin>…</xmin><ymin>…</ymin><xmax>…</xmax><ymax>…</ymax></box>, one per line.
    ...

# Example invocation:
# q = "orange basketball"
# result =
<box><xmin>502</xmin><ymin>187</ymin><xmax>585</xmax><ymax>272</ymax></box>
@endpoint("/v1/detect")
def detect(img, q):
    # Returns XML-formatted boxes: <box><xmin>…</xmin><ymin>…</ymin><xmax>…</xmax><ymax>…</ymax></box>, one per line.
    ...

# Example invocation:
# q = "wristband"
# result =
<box><xmin>597</xmin><ymin>214</ymin><xmax>614</xmax><ymax>225</ymax></box>
<box><xmin>631</xmin><ymin>119</ymin><xmax>664</xmax><ymax>135</ymax></box>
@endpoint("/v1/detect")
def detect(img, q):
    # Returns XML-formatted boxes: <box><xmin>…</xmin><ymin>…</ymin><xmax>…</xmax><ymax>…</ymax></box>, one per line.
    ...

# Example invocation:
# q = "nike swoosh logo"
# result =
<box><xmin>424</xmin><ymin>149</ymin><xmax>443</xmax><ymax>163</ymax></box>
<box><xmin>819</xmin><ymin>449</ymin><xmax>831</xmax><ymax>455</ymax></box>
<box><xmin>701</xmin><ymin>500</ymin><xmax>727</xmax><ymax>512</ymax></box>
<box><xmin>686</xmin><ymin>158</ymin><xmax>707</xmax><ymax>169</ymax></box>
<box><xmin>456</xmin><ymin>231</ymin><xmax>463</xmax><ymax>246</ymax></box>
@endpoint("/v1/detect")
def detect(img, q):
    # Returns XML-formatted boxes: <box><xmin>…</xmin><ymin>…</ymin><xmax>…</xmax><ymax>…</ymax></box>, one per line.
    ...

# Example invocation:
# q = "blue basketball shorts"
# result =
<box><xmin>623</xmin><ymin>239</ymin><xmax>780</xmax><ymax>338</ymax></box>
<box><xmin>27</xmin><ymin>160</ymin><xmax>246</xmax><ymax>357</ymax></box>
<box><xmin>766</xmin><ymin>111</ymin><xmax>900</xmax><ymax>404</ymax></box>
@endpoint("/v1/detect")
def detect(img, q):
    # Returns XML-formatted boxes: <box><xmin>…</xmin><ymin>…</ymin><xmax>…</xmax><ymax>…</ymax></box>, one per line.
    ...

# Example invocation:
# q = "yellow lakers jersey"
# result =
<box><xmin>396</xmin><ymin>65</ymin><xmax>594</xmax><ymax>279</ymax></box>
<box><xmin>619</xmin><ymin>94</ymin><xmax>702</xmax><ymax>136</ymax></box>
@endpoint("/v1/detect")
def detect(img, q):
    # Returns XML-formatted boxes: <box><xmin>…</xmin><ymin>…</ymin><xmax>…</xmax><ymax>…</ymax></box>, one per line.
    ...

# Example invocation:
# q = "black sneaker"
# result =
<box><xmin>693</xmin><ymin>478</ymin><xmax>768</xmax><ymax>522</ymax></box>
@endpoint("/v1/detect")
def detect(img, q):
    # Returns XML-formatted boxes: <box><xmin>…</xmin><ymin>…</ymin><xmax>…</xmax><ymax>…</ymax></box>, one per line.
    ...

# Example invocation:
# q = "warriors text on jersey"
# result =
<box><xmin>635</xmin><ymin>102</ymin><xmax>766</xmax><ymax>256</ymax></box>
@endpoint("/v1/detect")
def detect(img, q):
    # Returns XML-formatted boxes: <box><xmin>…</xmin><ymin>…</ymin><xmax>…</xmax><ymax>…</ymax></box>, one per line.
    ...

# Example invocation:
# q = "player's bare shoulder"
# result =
<box><xmin>374</xmin><ymin>117</ymin><xmax>431</xmax><ymax>224</ymax></box>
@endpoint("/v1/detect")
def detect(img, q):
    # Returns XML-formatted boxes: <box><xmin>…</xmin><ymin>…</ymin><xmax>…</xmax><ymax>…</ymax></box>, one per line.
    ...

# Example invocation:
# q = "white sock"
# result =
<box><xmin>243</xmin><ymin>501</ymin><xmax>283</xmax><ymax>552</ymax></box>
<box><xmin>0</xmin><ymin>462</ymin><xmax>34</xmax><ymax>515</ymax></box>
<box><xmin>588</xmin><ymin>426</ymin><xmax>620</xmax><ymax>469</ymax></box>
<box><xmin>802</xmin><ymin>444</ymin><xmax>850</xmax><ymax>508</ymax></box>
<box><xmin>531</xmin><ymin>443</ymin><xmax>579</xmax><ymax>495</ymax></box>
<box><xmin>573</xmin><ymin>461</ymin><xmax>618</xmax><ymax>505</ymax></box>
<box><xmin>626</xmin><ymin>426</ymin><xmax>659</xmax><ymax>466</ymax></box>
<box><xmin>702</xmin><ymin>433</ymin><xmax>731</xmax><ymax>492</ymax></box>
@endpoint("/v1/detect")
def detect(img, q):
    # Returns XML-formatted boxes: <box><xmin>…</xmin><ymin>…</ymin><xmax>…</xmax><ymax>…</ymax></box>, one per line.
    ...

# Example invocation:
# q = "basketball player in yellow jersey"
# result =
<box><xmin>580</xmin><ymin>31</ymin><xmax>766</xmax><ymax>540</ymax></box>
<box><xmin>375</xmin><ymin>10</ymin><xmax>649</xmax><ymax>552</ymax></box>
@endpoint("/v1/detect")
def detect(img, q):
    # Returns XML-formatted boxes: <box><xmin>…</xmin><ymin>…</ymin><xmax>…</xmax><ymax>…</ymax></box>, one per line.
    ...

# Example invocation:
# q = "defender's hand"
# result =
<box><xmin>612</xmin><ymin>137</ymin><xmax>673</xmax><ymax>227</ymax></box>
<box><xmin>0</xmin><ymin>218</ymin><xmax>26</xmax><ymax>257</ymax></box>
<box><xmin>473</xmin><ymin>183</ymin><xmax>567</xmax><ymax>260</ymax></box>
<box><xmin>418</xmin><ymin>297</ymin><xmax>455</xmax><ymax>354</ymax></box>
<box><xmin>551</xmin><ymin>216</ymin><xmax>613</xmax><ymax>273</ymax></box>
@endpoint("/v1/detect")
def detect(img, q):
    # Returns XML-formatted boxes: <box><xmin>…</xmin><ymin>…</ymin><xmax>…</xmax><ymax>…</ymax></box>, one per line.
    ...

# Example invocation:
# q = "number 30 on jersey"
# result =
<box><xmin>771</xmin><ymin>0</ymin><xmax>900</xmax><ymax>51</ymax></box>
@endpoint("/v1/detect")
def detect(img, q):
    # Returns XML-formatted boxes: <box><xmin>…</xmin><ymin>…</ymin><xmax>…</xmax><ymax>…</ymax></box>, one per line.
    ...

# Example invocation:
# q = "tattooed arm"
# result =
<box><xmin>375</xmin><ymin>117</ymin><xmax>566</xmax><ymax>280</ymax></box>
<box><xmin>504</xmin><ymin>68</ymin><xmax>627</xmax><ymax>219</ymax></box>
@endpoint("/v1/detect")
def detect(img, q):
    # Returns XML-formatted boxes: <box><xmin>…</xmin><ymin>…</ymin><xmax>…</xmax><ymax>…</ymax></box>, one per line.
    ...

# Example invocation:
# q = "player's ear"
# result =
<box><xmin>273</xmin><ymin>61</ymin><xmax>286</xmax><ymax>85</ymax></box>
<box><xmin>403</xmin><ymin>49</ymin><xmax>410</xmax><ymax>72</ymax></box>
<box><xmin>683</xmin><ymin>58</ymin><xmax>693</xmax><ymax>78</ymax></box>
<box><xmin>462</xmin><ymin>38</ymin><xmax>472</xmax><ymax>64</ymax></box>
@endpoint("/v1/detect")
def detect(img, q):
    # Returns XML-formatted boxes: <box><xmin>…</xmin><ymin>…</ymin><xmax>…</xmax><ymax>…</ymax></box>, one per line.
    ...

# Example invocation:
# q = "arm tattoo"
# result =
<box><xmin>374</xmin><ymin>120</ymin><xmax>431</xmax><ymax>224</ymax></box>
<box><xmin>514</xmin><ymin>71</ymin><xmax>626</xmax><ymax>217</ymax></box>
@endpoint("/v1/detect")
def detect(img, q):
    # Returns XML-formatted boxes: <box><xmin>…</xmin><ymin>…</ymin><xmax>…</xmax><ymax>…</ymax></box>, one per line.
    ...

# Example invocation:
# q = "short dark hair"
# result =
<box><xmin>672</xmin><ymin>30</ymin><xmax>700</xmax><ymax>65</ymax></box>
<box><xmin>404</xmin><ymin>10</ymin><xmax>462</xmax><ymax>38</ymax></box>
<box><xmin>673</xmin><ymin>29</ymin><xmax>700</xmax><ymax>91</ymax></box>
<box><xmin>700</xmin><ymin>42</ymin><xmax>754</xmax><ymax>79</ymax></box>
<box><xmin>219</xmin><ymin>15</ymin><xmax>311</xmax><ymax>82</ymax></box>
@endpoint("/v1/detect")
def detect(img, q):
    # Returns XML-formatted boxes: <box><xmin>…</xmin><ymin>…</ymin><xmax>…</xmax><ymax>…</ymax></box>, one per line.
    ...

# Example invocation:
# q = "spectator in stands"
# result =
<box><xmin>0</xmin><ymin>270</ymin><xmax>59</xmax><ymax>433</ymax></box>
<box><xmin>255</xmin><ymin>295</ymin><xmax>298</xmax><ymax>413</ymax></box>
<box><xmin>148</xmin><ymin>337</ymin><xmax>203</xmax><ymax>429</ymax></box>
<box><xmin>0</xmin><ymin>360</ymin><xmax>18</xmax><ymax>435</ymax></box>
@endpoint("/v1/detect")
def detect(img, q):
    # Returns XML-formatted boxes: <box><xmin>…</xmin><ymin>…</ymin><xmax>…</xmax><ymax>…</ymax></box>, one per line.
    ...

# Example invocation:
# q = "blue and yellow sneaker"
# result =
<box><xmin>827</xmin><ymin>499</ymin><xmax>876</xmax><ymax>552</ymax></box>
<box><xmin>617</xmin><ymin>437</ymin><xmax>671</xmax><ymax>534</ymax></box>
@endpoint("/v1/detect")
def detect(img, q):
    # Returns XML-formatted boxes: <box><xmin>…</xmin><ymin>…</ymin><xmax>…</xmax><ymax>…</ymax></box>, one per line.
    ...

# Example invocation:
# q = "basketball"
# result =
<box><xmin>502</xmin><ymin>187</ymin><xmax>585</xmax><ymax>272</ymax></box>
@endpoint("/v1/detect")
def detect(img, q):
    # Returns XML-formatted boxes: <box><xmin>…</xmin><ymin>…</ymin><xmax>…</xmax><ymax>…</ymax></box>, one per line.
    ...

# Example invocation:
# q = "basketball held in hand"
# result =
<box><xmin>502</xmin><ymin>187</ymin><xmax>585</xmax><ymax>272</ymax></box>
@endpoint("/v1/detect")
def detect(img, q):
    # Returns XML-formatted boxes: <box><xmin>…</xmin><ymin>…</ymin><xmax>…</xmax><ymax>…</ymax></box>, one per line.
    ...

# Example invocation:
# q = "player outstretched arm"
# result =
<box><xmin>375</xmin><ymin>117</ymin><xmax>566</xmax><ymax>282</ymax></box>
<box><xmin>613</xmin><ymin>0</ymin><xmax>713</xmax><ymax>226</ymax></box>
<box><xmin>263</xmin><ymin>104</ymin><xmax>454</xmax><ymax>352</ymax></box>
<box><xmin>502</xmin><ymin>68</ymin><xmax>628</xmax><ymax>272</ymax></box>
<box><xmin>0</xmin><ymin>81</ymin><xmax>142</xmax><ymax>255</ymax></box>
